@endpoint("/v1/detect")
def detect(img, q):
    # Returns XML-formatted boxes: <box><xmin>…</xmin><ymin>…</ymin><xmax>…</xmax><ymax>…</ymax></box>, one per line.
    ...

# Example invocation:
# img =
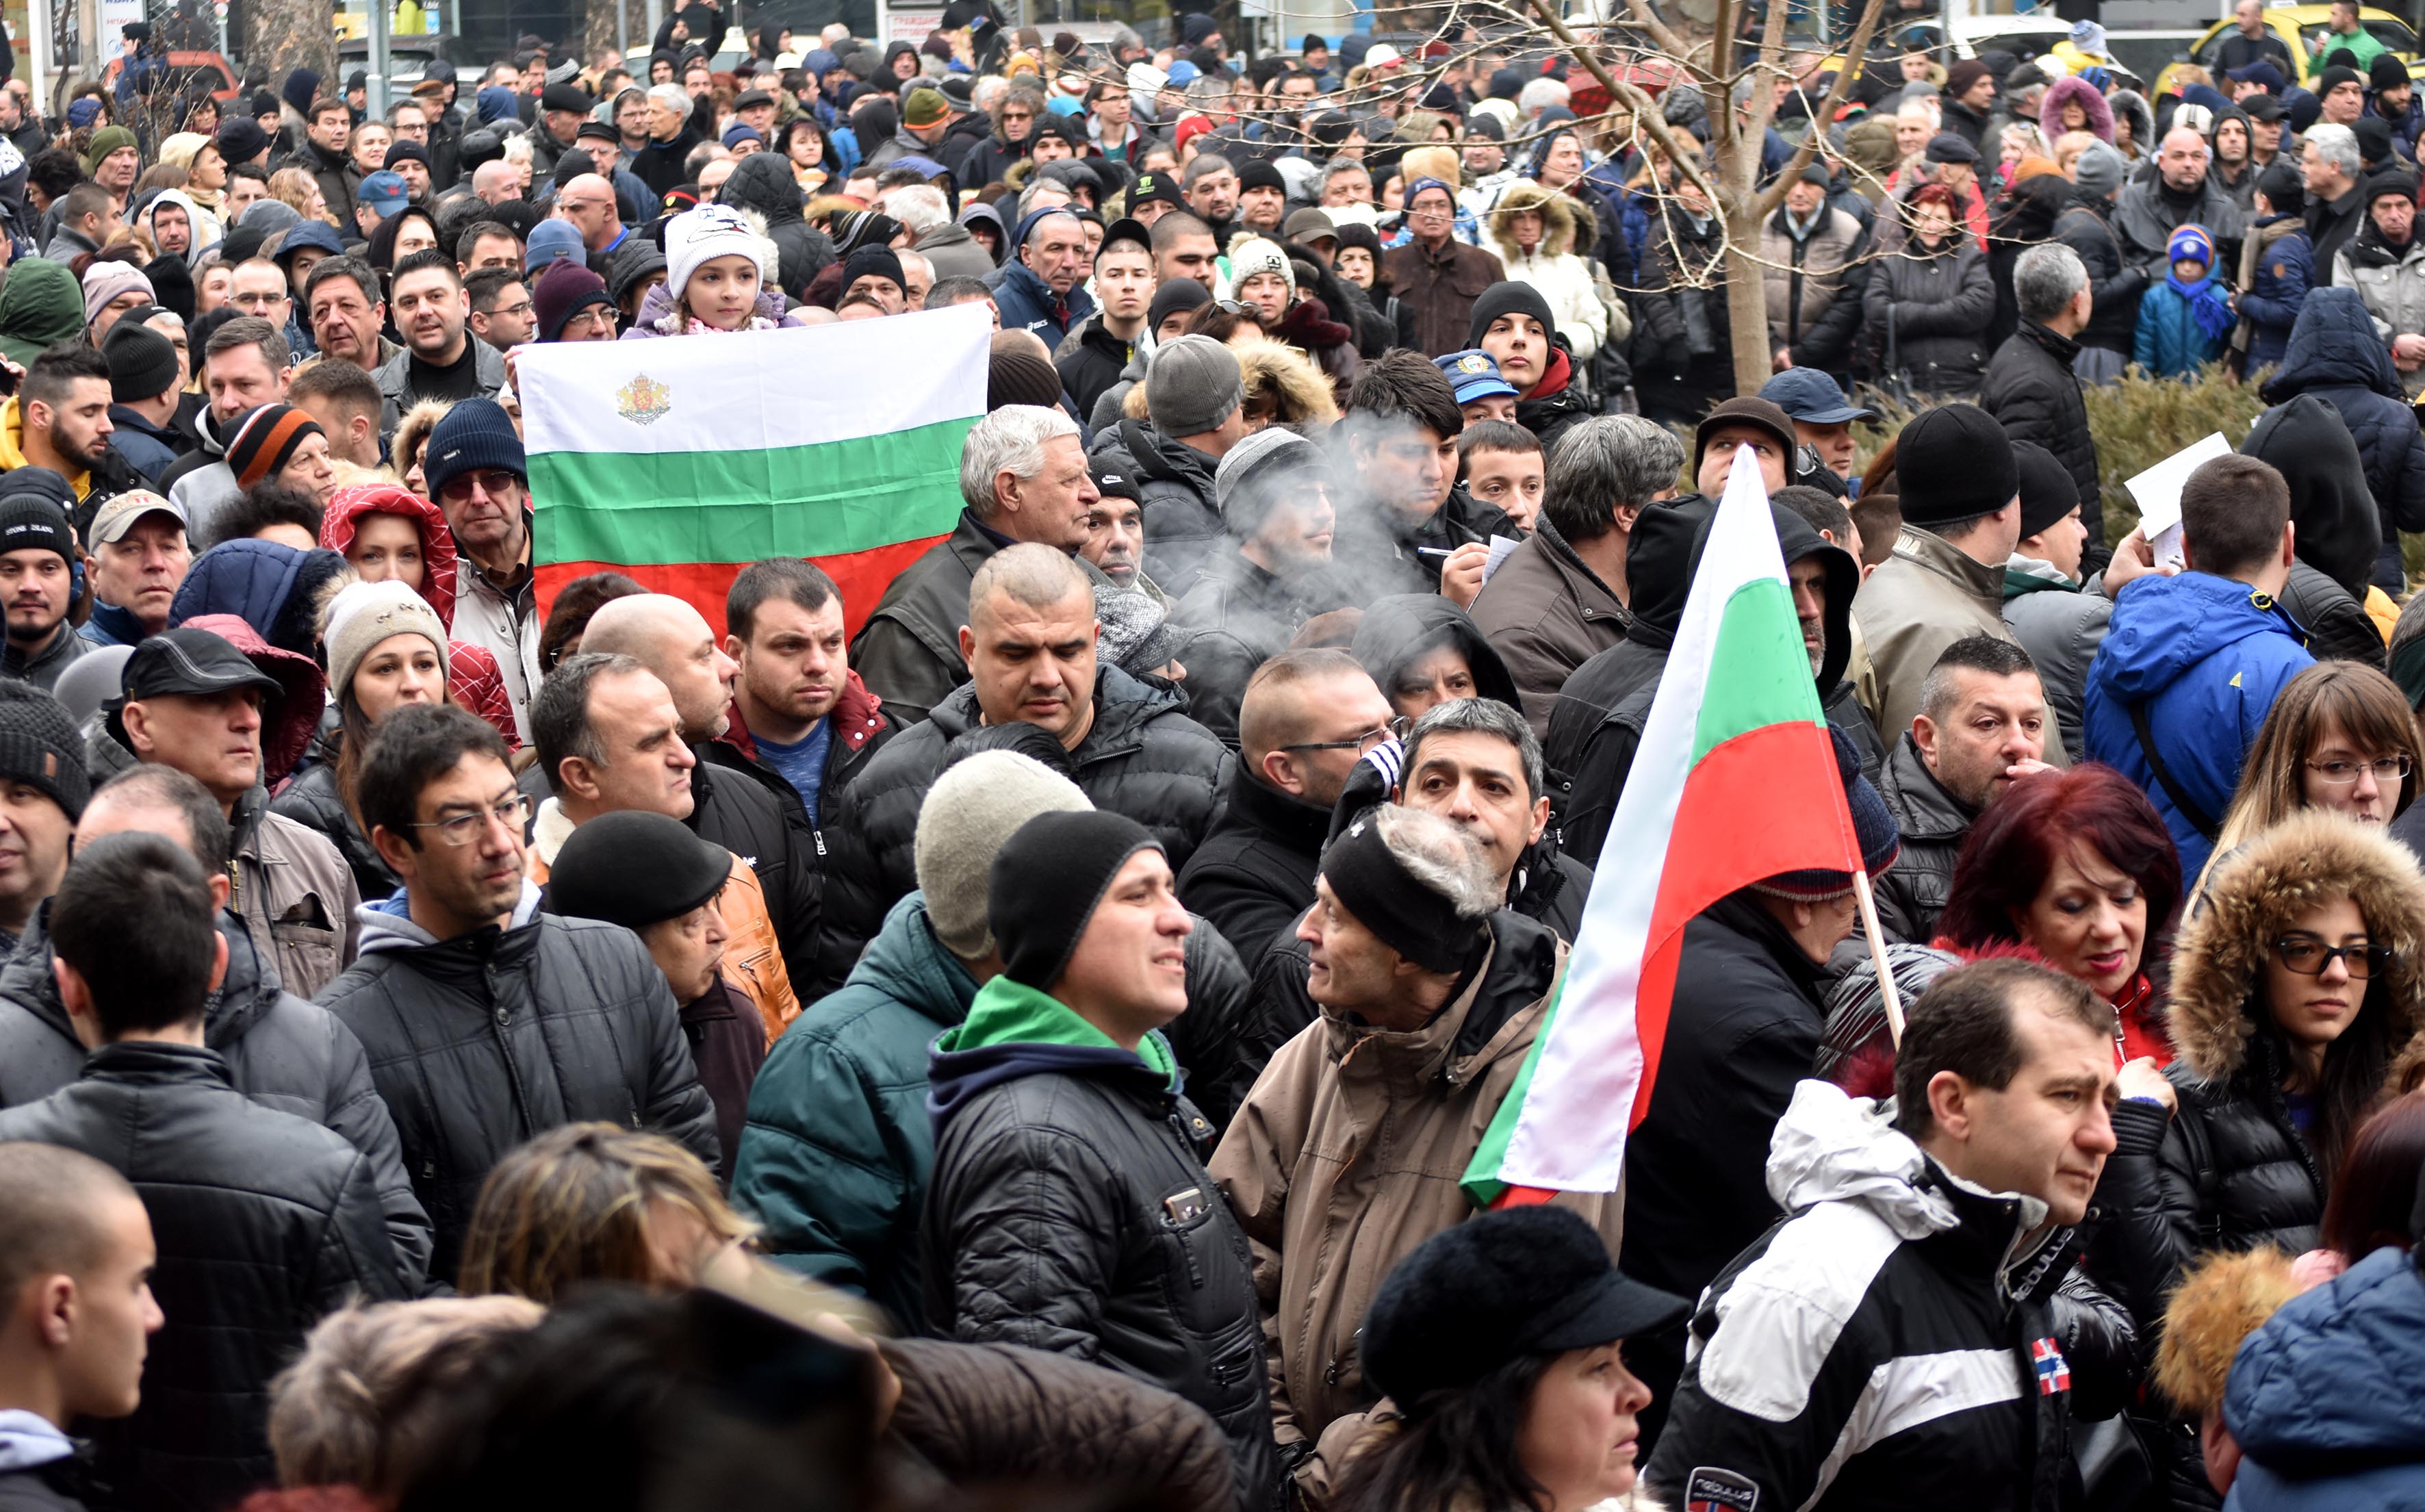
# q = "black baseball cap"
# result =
<box><xmin>120</xmin><ymin>627</ymin><xmax>282</xmax><ymax>703</ymax></box>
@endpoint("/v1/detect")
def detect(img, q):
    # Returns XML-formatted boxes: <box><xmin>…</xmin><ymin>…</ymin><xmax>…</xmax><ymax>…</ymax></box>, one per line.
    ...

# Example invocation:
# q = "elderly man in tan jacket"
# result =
<box><xmin>1209</xmin><ymin>803</ymin><xmax>1621</xmax><ymax>1498</ymax></box>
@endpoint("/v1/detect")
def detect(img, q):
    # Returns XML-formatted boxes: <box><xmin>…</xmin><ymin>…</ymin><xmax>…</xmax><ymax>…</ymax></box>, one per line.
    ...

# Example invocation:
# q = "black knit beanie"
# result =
<box><xmin>549</xmin><ymin>810</ymin><xmax>731</xmax><ymax>929</ymax></box>
<box><xmin>0</xmin><ymin>682</ymin><xmax>90</xmax><ymax>821</ymax></box>
<box><xmin>1465</xmin><ymin>280</ymin><xmax>1558</xmax><ymax>350</ymax></box>
<box><xmin>2012</xmin><ymin>439</ymin><xmax>2080</xmax><ymax>541</ymax></box>
<box><xmin>1894</xmin><ymin>402</ymin><xmax>2019</xmax><ymax>527</ymax></box>
<box><xmin>988</xmin><ymin>810</ymin><xmax>1163</xmax><ymax>990</ymax></box>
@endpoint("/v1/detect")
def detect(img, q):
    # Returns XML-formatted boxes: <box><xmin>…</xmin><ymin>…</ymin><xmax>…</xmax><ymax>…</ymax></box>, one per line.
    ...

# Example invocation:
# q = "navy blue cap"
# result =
<box><xmin>1759</xmin><ymin>366</ymin><xmax>1877</xmax><ymax>426</ymax></box>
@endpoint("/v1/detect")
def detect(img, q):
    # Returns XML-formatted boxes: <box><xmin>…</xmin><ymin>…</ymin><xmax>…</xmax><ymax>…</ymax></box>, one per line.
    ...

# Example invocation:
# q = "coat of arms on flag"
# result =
<box><xmin>2032</xmin><ymin>1336</ymin><xmax>2071</xmax><ymax>1395</ymax></box>
<box><xmin>615</xmin><ymin>374</ymin><xmax>673</xmax><ymax>426</ymax></box>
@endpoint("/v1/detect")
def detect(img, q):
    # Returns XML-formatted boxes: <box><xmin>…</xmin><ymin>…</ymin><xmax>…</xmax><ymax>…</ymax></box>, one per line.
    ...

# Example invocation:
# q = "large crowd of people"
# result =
<box><xmin>1</xmin><ymin>5</ymin><xmax>2424</xmax><ymax>1511</ymax></box>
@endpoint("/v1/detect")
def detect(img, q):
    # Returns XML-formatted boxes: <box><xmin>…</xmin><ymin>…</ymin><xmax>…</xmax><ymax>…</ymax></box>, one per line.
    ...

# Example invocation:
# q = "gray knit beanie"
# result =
<box><xmin>1144</xmin><ymin>333</ymin><xmax>1244</xmax><ymax>437</ymax></box>
<box><xmin>2071</xmin><ymin>140</ymin><xmax>2126</xmax><ymax>201</ymax></box>
<box><xmin>913</xmin><ymin>750</ymin><xmax>1091</xmax><ymax>959</ymax></box>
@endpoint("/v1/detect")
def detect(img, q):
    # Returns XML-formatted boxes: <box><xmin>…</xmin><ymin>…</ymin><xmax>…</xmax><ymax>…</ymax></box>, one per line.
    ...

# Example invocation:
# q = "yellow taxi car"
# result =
<box><xmin>2155</xmin><ymin>5</ymin><xmax>2420</xmax><ymax>97</ymax></box>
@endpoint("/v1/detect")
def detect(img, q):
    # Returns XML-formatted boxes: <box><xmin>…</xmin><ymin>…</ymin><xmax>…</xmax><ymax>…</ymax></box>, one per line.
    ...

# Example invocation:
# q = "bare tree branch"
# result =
<box><xmin>1618</xmin><ymin>0</ymin><xmax>1694</xmax><ymax>72</ymax></box>
<box><xmin>1752</xmin><ymin>0</ymin><xmax>1891</xmax><ymax>220</ymax></box>
<box><xmin>1517</xmin><ymin>0</ymin><xmax>1719</xmax><ymax>206</ymax></box>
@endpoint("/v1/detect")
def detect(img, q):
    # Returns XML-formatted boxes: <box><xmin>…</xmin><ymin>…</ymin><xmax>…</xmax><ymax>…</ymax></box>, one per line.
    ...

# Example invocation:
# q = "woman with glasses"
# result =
<box><xmin>2088</xmin><ymin>808</ymin><xmax>2425</xmax><ymax>1494</ymax></box>
<box><xmin>2201</xmin><ymin>662</ymin><xmax>2423</xmax><ymax>894</ymax></box>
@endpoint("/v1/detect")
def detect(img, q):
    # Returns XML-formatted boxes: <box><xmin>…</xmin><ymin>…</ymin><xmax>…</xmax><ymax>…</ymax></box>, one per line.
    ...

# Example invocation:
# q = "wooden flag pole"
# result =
<box><xmin>1851</xmin><ymin>868</ymin><xmax>1904</xmax><ymax>1047</ymax></box>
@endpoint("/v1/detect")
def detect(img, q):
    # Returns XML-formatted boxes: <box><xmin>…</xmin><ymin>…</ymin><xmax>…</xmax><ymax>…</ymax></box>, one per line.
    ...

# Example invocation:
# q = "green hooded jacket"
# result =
<box><xmin>0</xmin><ymin>260</ymin><xmax>89</xmax><ymax>367</ymax></box>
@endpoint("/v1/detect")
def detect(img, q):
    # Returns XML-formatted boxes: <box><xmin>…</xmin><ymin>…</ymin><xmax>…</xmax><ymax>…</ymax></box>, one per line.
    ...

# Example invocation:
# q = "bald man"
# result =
<box><xmin>471</xmin><ymin>159</ymin><xmax>523</xmax><ymax>207</ymax></box>
<box><xmin>554</xmin><ymin>172</ymin><xmax>629</xmax><ymax>257</ymax></box>
<box><xmin>578</xmin><ymin>593</ymin><xmax>821</xmax><ymax>983</ymax></box>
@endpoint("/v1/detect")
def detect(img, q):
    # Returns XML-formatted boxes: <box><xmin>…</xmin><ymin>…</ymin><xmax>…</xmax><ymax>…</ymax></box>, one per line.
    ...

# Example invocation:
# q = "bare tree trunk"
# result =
<box><xmin>243</xmin><ymin>0</ymin><xmax>337</xmax><ymax>89</ymax></box>
<box><xmin>579</xmin><ymin>0</ymin><xmax>622</xmax><ymax>65</ymax></box>
<box><xmin>1725</xmin><ymin>220</ymin><xmax>1774</xmax><ymax>398</ymax></box>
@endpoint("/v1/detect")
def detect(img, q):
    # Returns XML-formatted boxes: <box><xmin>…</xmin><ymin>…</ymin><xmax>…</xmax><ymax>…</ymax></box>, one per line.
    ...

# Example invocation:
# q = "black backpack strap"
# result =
<box><xmin>2128</xmin><ymin>700</ymin><xmax>2220</xmax><ymax>843</ymax></box>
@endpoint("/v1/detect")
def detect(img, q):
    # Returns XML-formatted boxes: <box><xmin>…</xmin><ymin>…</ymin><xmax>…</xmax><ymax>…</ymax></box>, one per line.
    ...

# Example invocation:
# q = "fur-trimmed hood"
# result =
<box><xmin>2168</xmin><ymin>810</ymin><xmax>2425</xmax><ymax>1084</ymax></box>
<box><xmin>1487</xmin><ymin>180</ymin><xmax>1579</xmax><ymax>261</ymax></box>
<box><xmin>2041</xmin><ymin>76</ymin><xmax>2116</xmax><ymax>145</ymax></box>
<box><xmin>1235</xmin><ymin>337</ymin><xmax>1340</xmax><ymax>426</ymax></box>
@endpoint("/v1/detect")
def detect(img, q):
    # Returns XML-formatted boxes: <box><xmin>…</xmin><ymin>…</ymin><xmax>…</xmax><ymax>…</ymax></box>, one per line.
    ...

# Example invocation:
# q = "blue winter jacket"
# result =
<box><xmin>2133</xmin><ymin>277</ymin><xmax>2228</xmax><ymax>378</ymax></box>
<box><xmin>2261</xmin><ymin>285</ymin><xmax>2425</xmax><ymax>589</ymax></box>
<box><xmin>990</xmin><ymin>257</ymin><xmax>1096</xmax><ymax>347</ymax></box>
<box><xmin>2235</xmin><ymin>215</ymin><xmax>2313</xmax><ymax>375</ymax></box>
<box><xmin>2083</xmin><ymin>570</ymin><xmax>2313</xmax><ymax>878</ymax></box>
<box><xmin>2223</xmin><ymin>1245</ymin><xmax>2425</xmax><ymax>1511</ymax></box>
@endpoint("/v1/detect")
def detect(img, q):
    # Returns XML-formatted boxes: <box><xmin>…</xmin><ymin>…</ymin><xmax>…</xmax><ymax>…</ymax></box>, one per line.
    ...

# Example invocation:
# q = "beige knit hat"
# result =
<box><xmin>913</xmin><ymin>749</ymin><xmax>1089</xmax><ymax>960</ymax></box>
<box><xmin>323</xmin><ymin>578</ymin><xmax>448</xmax><ymax>700</ymax></box>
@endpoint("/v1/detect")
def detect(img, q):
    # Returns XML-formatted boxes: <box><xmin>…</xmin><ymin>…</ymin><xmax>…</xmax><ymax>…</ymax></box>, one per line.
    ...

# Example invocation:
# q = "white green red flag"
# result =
<box><xmin>1463</xmin><ymin>448</ymin><xmax>1864</xmax><ymax>1207</ymax></box>
<box><xmin>516</xmin><ymin>303</ymin><xmax>990</xmax><ymax>635</ymax></box>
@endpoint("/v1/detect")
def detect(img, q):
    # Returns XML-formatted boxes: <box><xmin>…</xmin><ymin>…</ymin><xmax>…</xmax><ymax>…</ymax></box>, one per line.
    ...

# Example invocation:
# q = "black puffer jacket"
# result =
<box><xmin>1986</xmin><ymin>173</ymin><xmax>2071</xmax><ymax>350</ymax></box>
<box><xmin>2246</xmin><ymin>392</ymin><xmax>2386</xmax><ymax>606</ymax></box>
<box><xmin>719</xmin><ymin>151</ymin><xmax>838</xmax><ymax>299</ymax></box>
<box><xmin>314</xmin><ymin>888</ymin><xmax>720</xmax><ymax>1281</ymax></box>
<box><xmin>1089</xmin><ymin>418</ymin><xmax>1224</xmax><ymax>597</ymax></box>
<box><xmin>2259</xmin><ymin>287</ymin><xmax>2425</xmax><ymax>589</ymax></box>
<box><xmin>271</xmin><ymin>728</ymin><xmax>394</xmax><ymax>899</ymax></box>
<box><xmin>1619</xmin><ymin>890</ymin><xmax>1834</xmax><ymax>1444</ymax></box>
<box><xmin>1982</xmin><ymin>320</ymin><xmax>2106</xmax><ymax>553</ymax></box>
<box><xmin>1871</xmin><ymin>732</ymin><xmax>1977</xmax><ymax>943</ymax></box>
<box><xmin>2052</xmin><ymin>199</ymin><xmax>2151</xmax><ymax>358</ymax></box>
<box><xmin>1862</xmin><ymin>232</ymin><xmax>1994</xmax><ymax>398</ymax></box>
<box><xmin>0</xmin><ymin>906</ymin><xmax>432</xmax><ymax>1287</ymax></box>
<box><xmin>0</xmin><ymin>1042</ymin><xmax>410</xmax><ymax>1512</ymax></box>
<box><xmin>818</xmin><ymin>667</ymin><xmax>1232</xmax><ymax>987</ymax></box>
<box><xmin>922</xmin><ymin>1016</ymin><xmax>1279</xmax><ymax>1511</ymax></box>
<box><xmin>1176</xmin><ymin>764</ymin><xmax>1329</xmax><ymax>982</ymax></box>
<box><xmin>2090</xmin><ymin>812</ymin><xmax>2425</xmax><ymax>1340</ymax></box>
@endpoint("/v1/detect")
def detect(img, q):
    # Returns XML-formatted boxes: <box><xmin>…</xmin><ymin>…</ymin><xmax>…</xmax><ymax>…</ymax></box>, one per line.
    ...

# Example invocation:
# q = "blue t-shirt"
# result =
<box><xmin>755</xmin><ymin>719</ymin><xmax>833</xmax><ymax>826</ymax></box>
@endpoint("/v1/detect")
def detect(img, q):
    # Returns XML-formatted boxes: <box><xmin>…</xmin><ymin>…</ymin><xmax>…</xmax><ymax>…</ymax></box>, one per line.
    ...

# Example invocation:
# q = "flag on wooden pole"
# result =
<box><xmin>517</xmin><ymin>303</ymin><xmax>991</xmax><ymax>635</ymax></box>
<box><xmin>1463</xmin><ymin>449</ymin><xmax>1865</xmax><ymax>1207</ymax></box>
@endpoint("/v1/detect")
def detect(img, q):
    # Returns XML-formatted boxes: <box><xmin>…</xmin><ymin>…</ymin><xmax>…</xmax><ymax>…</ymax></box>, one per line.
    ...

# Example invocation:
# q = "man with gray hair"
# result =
<box><xmin>1211</xmin><ymin>800</ymin><xmax>1619</xmax><ymax>1500</ymax></box>
<box><xmin>820</xmin><ymin>543</ymin><xmax>1229</xmax><ymax>991</ymax></box>
<box><xmin>2304</xmin><ymin>121</ymin><xmax>2368</xmax><ymax>276</ymax></box>
<box><xmin>853</xmin><ymin>405</ymin><xmax>1099</xmax><ymax>728</ymax></box>
<box><xmin>888</xmin><ymin>182</ymin><xmax>992</xmax><ymax>281</ymax></box>
<box><xmin>1471</xmin><ymin>416</ymin><xmax>1681</xmax><ymax>736</ymax></box>
<box><xmin>1983</xmin><ymin>242</ymin><xmax>2103</xmax><ymax>558</ymax></box>
<box><xmin>992</xmin><ymin>207</ymin><xmax>1096</xmax><ymax>344</ymax></box>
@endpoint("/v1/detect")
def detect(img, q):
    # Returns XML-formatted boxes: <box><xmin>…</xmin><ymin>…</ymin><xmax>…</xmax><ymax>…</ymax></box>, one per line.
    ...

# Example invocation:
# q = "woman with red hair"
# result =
<box><xmin>1934</xmin><ymin>763</ymin><xmax>2185</xmax><ymax>1064</ymax></box>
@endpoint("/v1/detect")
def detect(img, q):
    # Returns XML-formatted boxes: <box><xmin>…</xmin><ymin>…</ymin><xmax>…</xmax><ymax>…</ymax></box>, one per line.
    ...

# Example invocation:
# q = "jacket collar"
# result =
<box><xmin>1318</xmin><ymin>910</ymin><xmax>1563</xmax><ymax>1090</ymax></box>
<box><xmin>78</xmin><ymin>1038</ymin><xmax>236</xmax><ymax>1088</ymax></box>
<box><xmin>721</xmin><ymin>670</ymin><xmax>887</xmax><ymax>765</ymax></box>
<box><xmin>1894</xmin><ymin>523</ymin><xmax>2008</xmax><ymax>608</ymax></box>
<box><xmin>1882</xmin><ymin>731</ymin><xmax>1979</xmax><ymax>840</ymax></box>
<box><xmin>1227</xmin><ymin>763</ymin><xmax>1333</xmax><ymax>856</ymax></box>
<box><xmin>2018</xmin><ymin>318</ymin><xmax>2081</xmax><ymax>365</ymax></box>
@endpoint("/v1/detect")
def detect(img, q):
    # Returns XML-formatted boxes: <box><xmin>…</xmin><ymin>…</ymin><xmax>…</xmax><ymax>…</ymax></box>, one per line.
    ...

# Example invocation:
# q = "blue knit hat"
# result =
<box><xmin>1753</xmin><ymin>724</ymin><xmax>1899</xmax><ymax>901</ymax></box>
<box><xmin>2167</xmin><ymin>223</ymin><xmax>2216</xmax><ymax>268</ymax></box>
<box><xmin>422</xmin><ymin>399</ymin><xmax>526</xmax><ymax>501</ymax></box>
<box><xmin>525</xmin><ymin>218</ymin><xmax>585</xmax><ymax>274</ymax></box>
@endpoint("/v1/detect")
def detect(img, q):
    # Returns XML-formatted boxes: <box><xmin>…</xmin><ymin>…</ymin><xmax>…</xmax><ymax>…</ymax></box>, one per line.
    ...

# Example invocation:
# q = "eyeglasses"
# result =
<box><xmin>439</xmin><ymin>468</ymin><xmax>524</xmax><ymax>502</ymax></box>
<box><xmin>2272</xmin><ymin>936</ymin><xmax>2395</xmax><ymax>978</ymax></box>
<box><xmin>2306</xmin><ymin>754</ymin><xmax>2413</xmax><ymax>786</ymax></box>
<box><xmin>407</xmin><ymin>793</ymin><xmax>530</xmax><ymax>846</ymax></box>
<box><xmin>1279</xmin><ymin>726</ymin><xmax>1393</xmax><ymax>756</ymax></box>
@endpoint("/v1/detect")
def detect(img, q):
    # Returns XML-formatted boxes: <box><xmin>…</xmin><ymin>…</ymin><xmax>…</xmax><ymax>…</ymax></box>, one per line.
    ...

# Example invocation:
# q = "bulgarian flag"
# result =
<box><xmin>517</xmin><ymin>303</ymin><xmax>991</xmax><ymax>637</ymax></box>
<box><xmin>1463</xmin><ymin>450</ymin><xmax>1865</xmax><ymax>1207</ymax></box>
